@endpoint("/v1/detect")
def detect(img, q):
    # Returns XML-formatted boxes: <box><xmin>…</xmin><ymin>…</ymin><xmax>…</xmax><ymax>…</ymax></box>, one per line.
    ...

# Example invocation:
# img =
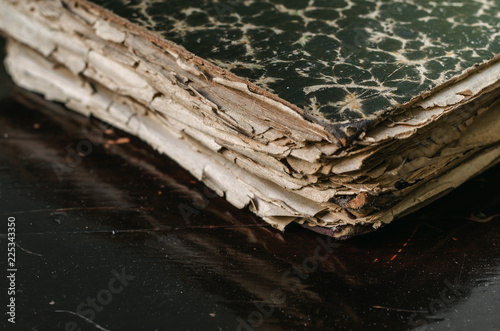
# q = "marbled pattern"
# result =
<box><xmin>90</xmin><ymin>0</ymin><xmax>499</xmax><ymax>123</ymax></box>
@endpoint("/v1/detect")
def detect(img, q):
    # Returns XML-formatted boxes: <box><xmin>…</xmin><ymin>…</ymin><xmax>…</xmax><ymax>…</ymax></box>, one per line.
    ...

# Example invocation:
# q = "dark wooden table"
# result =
<box><xmin>1</xmin><ymin>39</ymin><xmax>500</xmax><ymax>330</ymax></box>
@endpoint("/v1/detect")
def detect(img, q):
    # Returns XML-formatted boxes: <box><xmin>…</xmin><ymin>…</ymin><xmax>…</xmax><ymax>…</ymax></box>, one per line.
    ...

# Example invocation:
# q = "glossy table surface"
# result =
<box><xmin>1</xmin><ymin>40</ymin><xmax>500</xmax><ymax>331</ymax></box>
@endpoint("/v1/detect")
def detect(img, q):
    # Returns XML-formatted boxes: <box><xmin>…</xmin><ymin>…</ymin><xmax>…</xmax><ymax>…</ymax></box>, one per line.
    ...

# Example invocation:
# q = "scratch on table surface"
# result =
<box><xmin>387</xmin><ymin>222</ymin><xmax>445</xmax><ymax>263</ymax></box>
<box><xmin>55</xmin><ymin>310</ymin><xmax>110</xmax><ymax>331</ymax></box>
<box><xmin>387</xmin><ymin>224</ymin><xmax>418</xmax><ymax>263</ymax></box>
<box><xmin>1</xmin><ymin>207</ymin><xmax>155</xmax><ymax>215</ymax></box>
<box><xmin>371</xmin><ymin>305</ymin><xmax>426</xmax><ymax>313</ymax></box>
<box><xmin>458</xmin><ymin>252</ymin><xmax>466</xmax><ymax>282</ymax></box>
<box><xmin>16</xmin><ymin>243</ymin><xmax>43</xmax><ymax>256</ymax></box>
<box><xmin>7</xmin><ymin>225</ymin><xmax>272</xmax><ymax>236</ymax></box>
<box><xmin>468</xmin><ymin>212</ymin><xmax>500</xmax><ymax>223</ymax></box>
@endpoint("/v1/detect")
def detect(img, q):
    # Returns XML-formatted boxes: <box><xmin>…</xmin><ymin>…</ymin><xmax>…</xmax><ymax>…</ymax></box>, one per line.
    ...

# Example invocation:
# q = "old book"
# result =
<box><xmin>0</xmin><ymin>0</ymin><xmax>499</xmax><ymax>238</ymax></box>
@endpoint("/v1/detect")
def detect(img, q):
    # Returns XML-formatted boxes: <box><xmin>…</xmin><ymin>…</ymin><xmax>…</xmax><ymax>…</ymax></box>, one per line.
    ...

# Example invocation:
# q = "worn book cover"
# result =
<box><xmin>0</xmin><ymin>0</ymin><xmax>499</xmax><ymax>238</ymax></box>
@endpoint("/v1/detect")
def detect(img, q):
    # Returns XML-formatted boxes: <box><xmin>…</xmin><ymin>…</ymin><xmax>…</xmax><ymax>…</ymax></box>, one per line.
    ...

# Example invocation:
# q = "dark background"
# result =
<box><xmin>1</xmin><ymin>37</ymin><xmax>500</xmax><ymax>331</ymax></box>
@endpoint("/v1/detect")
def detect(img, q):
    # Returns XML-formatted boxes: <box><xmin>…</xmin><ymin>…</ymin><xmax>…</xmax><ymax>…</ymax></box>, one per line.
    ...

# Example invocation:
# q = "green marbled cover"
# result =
<box><xmin>89</xmin><ymin>0</ymin><xmax>499</xmax><ymax>123</ymax></box>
